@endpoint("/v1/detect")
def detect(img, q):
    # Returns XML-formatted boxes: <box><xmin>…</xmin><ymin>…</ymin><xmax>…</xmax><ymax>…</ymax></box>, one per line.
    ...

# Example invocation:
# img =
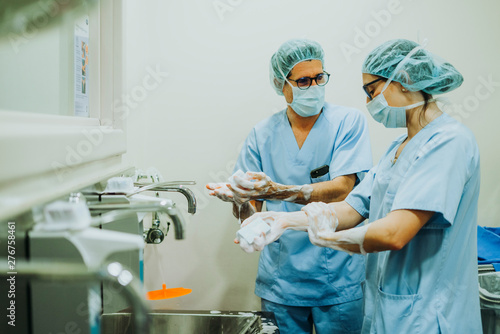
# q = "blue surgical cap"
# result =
<box><xmin>362</xmin><ymin>39</ymin><xmax>463</xmax><ymax>95</ymax></box>
<box><xmin>270</xmin><ymin>38</ymin><xmax>324</xmax><ymax>96</ymax></box>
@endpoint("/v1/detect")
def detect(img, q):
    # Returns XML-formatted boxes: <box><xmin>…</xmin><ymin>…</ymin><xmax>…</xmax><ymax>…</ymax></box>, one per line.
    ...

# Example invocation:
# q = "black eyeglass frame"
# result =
<box><xmin>363</xmin><ymin>77</ymin><xmax>385</xmax><ymax>100</ymax></box>
<box><xmin>288</xmin><ymin>72</ymin><xmax>331</xmax><ymax>90</ymax></box>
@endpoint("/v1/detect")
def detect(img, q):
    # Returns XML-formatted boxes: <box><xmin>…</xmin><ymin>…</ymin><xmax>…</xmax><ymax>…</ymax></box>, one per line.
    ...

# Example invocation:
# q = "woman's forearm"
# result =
<box><xmin>318</xmin><ymin>209</ymin><xmax>435</xmax><ymax>254</ymax></box>
<box><xmin>329</xmin><ymin>201</ymin><xmax>366</xmax><ymax>231</ymax></box>
<box><xmin>362</xmin><ymin>209</ymin><xmax>434</xmax><ymax>252</ymax></box>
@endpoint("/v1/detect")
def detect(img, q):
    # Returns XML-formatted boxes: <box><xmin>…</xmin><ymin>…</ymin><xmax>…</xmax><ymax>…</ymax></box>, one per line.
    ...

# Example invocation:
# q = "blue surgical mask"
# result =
<box><xmin>277</xmin><ymin>62</ymin><xmax>325</xmax><ymax>118</ymax></box>
<box><xmin>288</xmin><ymin>84</ymin><xmax>325</xmax><ymax>117</ymax></box>
<box><xmin>366</xmin><ymin>84</ymin><xmax>427</xmax><ymax>128</ymax></box>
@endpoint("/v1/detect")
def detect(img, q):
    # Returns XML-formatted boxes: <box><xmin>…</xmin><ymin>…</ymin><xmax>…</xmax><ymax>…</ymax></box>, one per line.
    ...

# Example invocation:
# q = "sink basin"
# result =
<box><xmin>101</xmin><ymin>310</ymin><xmax>262</xmax><ymax>334</ymax></box>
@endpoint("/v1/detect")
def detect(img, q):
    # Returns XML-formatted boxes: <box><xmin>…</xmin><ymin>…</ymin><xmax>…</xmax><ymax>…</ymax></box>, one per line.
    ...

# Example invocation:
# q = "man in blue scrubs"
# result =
<box><xmin>207</xmin><ymin>39</ymin><xmax>372</xmax><ymax>333</ymax></box>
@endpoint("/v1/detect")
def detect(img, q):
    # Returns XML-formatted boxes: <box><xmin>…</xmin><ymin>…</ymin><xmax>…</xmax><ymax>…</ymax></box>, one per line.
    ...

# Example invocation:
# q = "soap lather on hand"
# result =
<box><xmin>236</xmin><ymin>217</ymin><xmax>271</xmax><ymax>244</ymax></box>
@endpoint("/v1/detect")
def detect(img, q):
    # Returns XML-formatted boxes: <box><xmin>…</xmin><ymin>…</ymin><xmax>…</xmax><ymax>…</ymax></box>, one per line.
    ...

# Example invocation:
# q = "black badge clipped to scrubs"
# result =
<box><xmin>310</xmin><ymin>165</ymin><xmax>329</xmax><ymax>179</ymax></box>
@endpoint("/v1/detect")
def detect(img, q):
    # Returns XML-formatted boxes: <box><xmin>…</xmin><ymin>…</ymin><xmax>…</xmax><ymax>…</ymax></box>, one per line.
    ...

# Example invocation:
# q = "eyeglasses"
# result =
<box><xmin>288</xmin><ymin>72</ymin><xmax>330</xmax><ymax>90</ymax></box>
<box><xmin>363</xmin><ymin>77</ymin><xmax>385</xmax><ymax>100</ymax></box>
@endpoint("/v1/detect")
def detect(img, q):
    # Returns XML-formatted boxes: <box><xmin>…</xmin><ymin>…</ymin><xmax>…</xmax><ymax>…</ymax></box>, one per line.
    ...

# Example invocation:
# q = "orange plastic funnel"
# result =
<box><xmin>146</xmin><ymin>284</ymin><xmax>192</xmax><ymax>300</ymax></box>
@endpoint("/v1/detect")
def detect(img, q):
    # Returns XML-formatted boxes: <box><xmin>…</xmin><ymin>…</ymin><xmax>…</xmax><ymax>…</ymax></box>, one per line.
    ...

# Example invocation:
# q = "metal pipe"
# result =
<box><xmin>126</xmin><ymin>181</ymin><xmax>195</xmax><ymax>197</ymax></box>
<box><xmin>88</xmin><ymin>201</ymin><xmax>185</xmax><ymax>239</ymax></box>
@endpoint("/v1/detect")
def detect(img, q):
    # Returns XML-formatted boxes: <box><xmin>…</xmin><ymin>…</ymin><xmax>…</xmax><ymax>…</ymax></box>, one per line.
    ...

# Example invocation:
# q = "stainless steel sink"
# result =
<box><xmin>101</xmin><ymin>310</ymin><xmax>262</xmax><ymax>334</ymax></box>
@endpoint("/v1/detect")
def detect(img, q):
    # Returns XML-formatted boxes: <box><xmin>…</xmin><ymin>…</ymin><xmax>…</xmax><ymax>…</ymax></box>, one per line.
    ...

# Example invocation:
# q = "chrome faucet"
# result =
<box><xmin>127</xmin><ymin>182</ymin><xmax>197</xmax><ymax>215</ymax></box>
<box><xmin>0</xmin><ymin>261</ymin><xmax>150</xmax><ymax>334</ymax></box>
<box><xmin>133</xmin><ymin>171</ymin><xmax>197</xmax><ymax>214</ymax></box>
<box><xmin>88</xmin><ymin>201</ymin><xmax>185</xmax><ymax>240</ymax></box>
<box><xmin>84</xmin><ymin>180</ymin><xmax>197</xmax><ymax>215</ymax></box>
<box><xmin>145</xmin><ymin>185</ymin><xmax>197</xmax><ymax>214</ymax></box>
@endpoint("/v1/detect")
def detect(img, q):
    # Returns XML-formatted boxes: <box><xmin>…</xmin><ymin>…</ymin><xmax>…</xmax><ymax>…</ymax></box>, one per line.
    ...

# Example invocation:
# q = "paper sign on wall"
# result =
<box><xmin>74</xmin><ymin>16</ymin><xmax>90</xmax><ymax>117</ymax></box>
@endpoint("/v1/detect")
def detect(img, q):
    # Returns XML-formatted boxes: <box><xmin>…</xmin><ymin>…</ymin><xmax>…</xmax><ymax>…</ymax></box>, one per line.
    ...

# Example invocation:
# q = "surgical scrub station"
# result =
<box><xmin>236</xmin><ymin>39</ymin><xmax>482</xmax><ymax>333</ymax></box>
<box><xmin>207</xmin><ymin>39</ymin><xmax>373</xmax><ymax>333</ymax></box>
<box><xmin>4</xmin><ymin>1</ymin><xmax>500</xmax><ymax>333</ymax></box>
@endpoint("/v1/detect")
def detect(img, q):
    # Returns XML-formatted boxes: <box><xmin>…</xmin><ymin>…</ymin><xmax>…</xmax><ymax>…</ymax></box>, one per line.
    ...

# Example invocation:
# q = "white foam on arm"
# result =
<box><xmin>303</xmin><ymin>201</ymin><xmax>369</xmax><ymax>255</ymax></box>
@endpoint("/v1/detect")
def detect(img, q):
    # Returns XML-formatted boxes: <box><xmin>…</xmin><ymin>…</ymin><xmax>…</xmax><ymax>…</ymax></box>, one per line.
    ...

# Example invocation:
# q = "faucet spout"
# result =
<box><xmin>150</xmin><ymin>185</ymin><xmax>197</xmax><ymax>214</ymax></box>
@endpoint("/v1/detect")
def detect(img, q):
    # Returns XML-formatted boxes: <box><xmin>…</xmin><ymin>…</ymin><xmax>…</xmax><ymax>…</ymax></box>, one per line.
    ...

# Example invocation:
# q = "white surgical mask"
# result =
<box><xmin>288</xmin><ymin>84</ymin><xmax>325</xmax><ymax>117</ymax></box>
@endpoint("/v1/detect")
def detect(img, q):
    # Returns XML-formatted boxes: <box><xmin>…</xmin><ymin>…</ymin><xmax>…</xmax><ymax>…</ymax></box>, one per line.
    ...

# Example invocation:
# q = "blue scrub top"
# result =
<box><xmin>346</xmin><ymin>113</ymin><xmax>482</xmax><ymax>333</ymax></box>
<box><xmin>235</xmin><ymin>103</ymin><xmax>373</xmax><ymax>306</ymax></box>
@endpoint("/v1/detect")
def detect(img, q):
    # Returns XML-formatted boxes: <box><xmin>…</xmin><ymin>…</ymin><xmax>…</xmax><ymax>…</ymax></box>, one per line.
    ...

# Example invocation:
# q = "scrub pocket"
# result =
<box><xmin>337</xmin><ymin>298</ymin><xmax>364</xmax><ymax>333</ymax></box>
<box><xmin>381</xmin><ymin>191</ymin><xmax>396</xmax><ymax>216</ymax></box>
<box><xmin>373</xmin><ymin>285</ymin><xmax>422</xmax><ymax>333</ymax></box>
<box><xmin>311</xmin><ymin>172</ymin><xmax>330</xmax><ymax>184</ymax></box>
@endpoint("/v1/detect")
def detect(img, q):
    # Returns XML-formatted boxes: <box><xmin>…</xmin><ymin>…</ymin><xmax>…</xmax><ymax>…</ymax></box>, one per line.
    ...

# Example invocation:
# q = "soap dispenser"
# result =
<box><xmin>28</xmin><ymin>199</ymin><xmax>144</xmax><ymax>334</ymax></box>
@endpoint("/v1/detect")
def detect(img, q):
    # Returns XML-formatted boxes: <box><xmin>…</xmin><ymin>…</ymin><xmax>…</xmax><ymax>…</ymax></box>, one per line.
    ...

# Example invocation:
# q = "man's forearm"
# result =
<box><xmin>267</xmin><ymin>174</ymin><xmax>356</xmax><ymax>205</ymax></box>
<box><xmin>303</xmin><ymin>175</ymin><xmax>356</xmax><ymax>203</ymax></box>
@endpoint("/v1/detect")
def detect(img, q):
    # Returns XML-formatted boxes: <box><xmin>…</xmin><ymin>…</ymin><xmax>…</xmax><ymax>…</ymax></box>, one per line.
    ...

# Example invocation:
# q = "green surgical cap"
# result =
<box><xmin>270</xmin><ymin>38</ymin><xmax>324</xmax><ymax>96</ymax></box>
<box><xmin>362</xmin><ymin>39</ymin><xmax>464</xmax><ymax>95</ymax></box>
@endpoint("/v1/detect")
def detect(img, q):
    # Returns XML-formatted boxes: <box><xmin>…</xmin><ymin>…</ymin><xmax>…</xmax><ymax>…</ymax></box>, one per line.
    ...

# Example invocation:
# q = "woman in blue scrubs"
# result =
<box><xmin>239</xmin><ymin>39</ymin><xmax>482</xmax><ymax>333</ymax></box>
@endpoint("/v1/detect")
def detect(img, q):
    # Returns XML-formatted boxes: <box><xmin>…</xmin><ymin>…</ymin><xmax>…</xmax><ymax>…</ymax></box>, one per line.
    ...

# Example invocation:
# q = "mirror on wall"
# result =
<box><xmin>0</xmin><ymin>0</ymin><xmax>97</xmax><ymax>117</ymax></box>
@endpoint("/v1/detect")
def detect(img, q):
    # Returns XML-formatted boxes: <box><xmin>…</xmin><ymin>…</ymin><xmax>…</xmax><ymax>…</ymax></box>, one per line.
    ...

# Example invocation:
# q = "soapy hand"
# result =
<box><xmin>227</xmin><ymin>170</ymin><xmax>274</xmax><ymax>203</ymax></box>
<box><xmin>234</xmin><ymin>211</ymin><xmax>308</xmax><ymax>253</ymax></box>
<box><xmin>228</xmin><ymin>170</ymin><xmax>312</xmax><ymax>203</ymax></box>
<box><xmin>234</xmin><ymin>212</ymin><xmax>286</xmax><ymax>253</ymax></box>
<box><xmin>207</xmin><ymin>169</ymin><xmax>313</xmax><ymax>207</ymax></box>
<box><xmin>206</xmin><ymin>183</ymin><xmax>235</xmax><ymax>203</ymax></box>
<box><xmin>302</xmin><ymin>202</ymin><xmax>339</xmax><ymax>248</ymax></box>
<box><xmin>302</xmin><ymin>202</ymin><xmax>369</xmax><ymax>255</ymax></box>
<box><xmin>205</xmin><ymin>170</ymin><xmax>271</xmax><ymax>205</ymax></box>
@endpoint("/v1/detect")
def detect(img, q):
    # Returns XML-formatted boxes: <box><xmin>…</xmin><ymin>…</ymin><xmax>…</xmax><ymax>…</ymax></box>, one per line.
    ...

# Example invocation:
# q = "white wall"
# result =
<box><xmin>123</xmin><ymin>0</ymin><xmax>500</xmax><ymax>311</ymax></box>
